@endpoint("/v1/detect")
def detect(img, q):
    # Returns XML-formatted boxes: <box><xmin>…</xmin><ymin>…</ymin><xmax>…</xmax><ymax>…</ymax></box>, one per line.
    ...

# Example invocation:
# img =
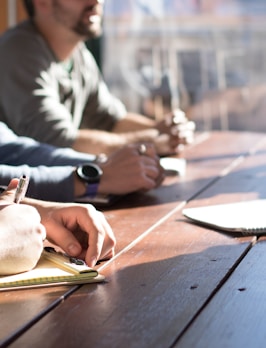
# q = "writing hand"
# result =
<box><xmin>0</xmin><ymin>179</ymin><xmax>46</xmax><ymax>275</ymax></box>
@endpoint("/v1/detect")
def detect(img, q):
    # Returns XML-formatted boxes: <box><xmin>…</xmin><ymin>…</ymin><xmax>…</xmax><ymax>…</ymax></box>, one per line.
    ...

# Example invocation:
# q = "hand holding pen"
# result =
<box><xmin>14</xmin><ymin>175</ymin><xmax>29</xmax><ymax>204</ymax></box>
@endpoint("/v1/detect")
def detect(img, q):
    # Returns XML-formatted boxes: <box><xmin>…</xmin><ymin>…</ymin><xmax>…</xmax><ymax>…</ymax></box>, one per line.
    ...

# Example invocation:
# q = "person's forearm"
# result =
<box><xmin>74</xmin><ymin>124</ymin><xmax>163</xmax><ymax>156</ymax></box>
<box><xmin>73</xmin><ymin>129</ymin><xmax>126</xmax><ymax>155</ymax></box>
<box><xmin>112</xmin><ymin>113</ymin><xmax>156</xmax><ymax>133</ymax></box>
<box><xmin>73</xmin><ymin>113</ymin><xmax>159</xmax><ymax>155</ymax></box>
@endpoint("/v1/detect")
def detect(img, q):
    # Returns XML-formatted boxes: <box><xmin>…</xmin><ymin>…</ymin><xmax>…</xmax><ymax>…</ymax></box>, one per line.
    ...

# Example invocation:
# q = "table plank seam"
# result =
<box><xmin>0</xmin><ymin>286</ymin><xmax>79</xmax><ymax>348</ymax></box>
<box><xmin>170</xmin><ymin>236</ymin><xmax>258</xmax><ymax>348</ymax></box>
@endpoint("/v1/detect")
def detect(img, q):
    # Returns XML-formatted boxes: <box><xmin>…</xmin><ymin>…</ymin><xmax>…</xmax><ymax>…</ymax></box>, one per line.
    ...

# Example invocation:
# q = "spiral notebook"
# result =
<box><xmin>182</xmin><ymin>199</ymin><xmax>266</xmax><ymax>235</ymax></box>
<box><xmin>0</xmin><ymin>247</ymin><xmax>105</xmax><ymax>291</ymax></box>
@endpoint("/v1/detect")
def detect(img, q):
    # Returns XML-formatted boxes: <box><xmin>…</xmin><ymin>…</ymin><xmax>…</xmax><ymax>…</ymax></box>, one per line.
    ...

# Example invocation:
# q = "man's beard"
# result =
<box><xmin>73</xmin><ymin>20</ymin><xmax>102</xmax><ymax>39</ymax></box>
<box><xmin>52</xmin><ymin>0</ymin><xmax>103</xmax><ymax>40</ymax></box>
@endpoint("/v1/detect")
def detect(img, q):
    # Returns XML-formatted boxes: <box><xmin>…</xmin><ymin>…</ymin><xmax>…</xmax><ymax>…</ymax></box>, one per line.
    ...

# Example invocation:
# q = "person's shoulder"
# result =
<box><xmin>0</xmin><ymin>20</ymin><xmax>52</xmax><ymax>66</ymax></box>
<box><xmin>0</xmin><ymin>20</ymin><xmax>41</xmax><ymax>50</ymax></box>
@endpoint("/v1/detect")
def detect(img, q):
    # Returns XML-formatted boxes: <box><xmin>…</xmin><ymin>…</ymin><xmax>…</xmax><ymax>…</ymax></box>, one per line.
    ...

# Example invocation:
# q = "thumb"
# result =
<box><xmin>7</xmin><ymin>178</ymin><xmax>19</xmax><ymax>190</ymax></box>
<box><xmin>0</xmin><ymin>178</ymin><xmax>19</xmax><ymax>203</ymax></box>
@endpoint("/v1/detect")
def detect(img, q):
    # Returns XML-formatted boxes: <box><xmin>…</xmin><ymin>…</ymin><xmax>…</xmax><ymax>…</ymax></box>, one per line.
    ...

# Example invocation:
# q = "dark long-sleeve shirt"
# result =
<box><xmin>0</xmin><ymin>122</ymin><xmax>96</xmax><ymax>202</ymax></box>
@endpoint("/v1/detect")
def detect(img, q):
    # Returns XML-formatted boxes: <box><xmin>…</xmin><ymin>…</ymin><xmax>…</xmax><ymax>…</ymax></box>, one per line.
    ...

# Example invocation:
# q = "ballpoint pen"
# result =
<box><xmin>14</xmin><ymin>175</ymin><xmax>29</xmax><ymax>204</ymax></box>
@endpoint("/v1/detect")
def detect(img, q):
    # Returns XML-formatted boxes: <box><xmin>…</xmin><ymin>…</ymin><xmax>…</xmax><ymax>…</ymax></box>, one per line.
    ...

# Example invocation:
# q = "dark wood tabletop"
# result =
<box><xmin>1</xmin><ymin>131</ymin><xmax>266</xmax><ymax>348</ymax></box>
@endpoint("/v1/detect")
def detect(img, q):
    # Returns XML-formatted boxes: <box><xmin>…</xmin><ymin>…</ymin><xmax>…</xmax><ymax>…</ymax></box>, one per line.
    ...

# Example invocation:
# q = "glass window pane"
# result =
<box><xmin>102</xmin><ymin>0</ymin><xmax>266</xmax><ymax>131</ymax></box>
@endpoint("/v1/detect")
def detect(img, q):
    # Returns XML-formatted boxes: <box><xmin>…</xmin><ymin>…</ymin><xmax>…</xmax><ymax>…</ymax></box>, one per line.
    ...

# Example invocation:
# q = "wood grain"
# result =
<box><xmin>1</xmin><ymin>131</ymin><xmax>266</xmax><ymax>348</ymax></box>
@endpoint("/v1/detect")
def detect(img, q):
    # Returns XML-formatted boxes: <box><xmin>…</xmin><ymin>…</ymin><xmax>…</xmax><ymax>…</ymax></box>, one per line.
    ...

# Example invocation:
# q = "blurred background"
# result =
<box><xmin>2</xmin><ymin>0</ymin><xmax>266</xmax><ymax>132</ymax></box>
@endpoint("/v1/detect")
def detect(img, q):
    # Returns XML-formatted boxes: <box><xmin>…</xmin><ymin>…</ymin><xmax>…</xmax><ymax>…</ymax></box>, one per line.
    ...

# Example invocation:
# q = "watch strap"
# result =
<box><xmin>83</xmin><ymin>182</ymin><xmax>99</xmax><ymax>197</ymax></box>
<box><xmin>76</xmin><ymin>163</ymin><xmax>102</xmax><ymax>198</ymax></box>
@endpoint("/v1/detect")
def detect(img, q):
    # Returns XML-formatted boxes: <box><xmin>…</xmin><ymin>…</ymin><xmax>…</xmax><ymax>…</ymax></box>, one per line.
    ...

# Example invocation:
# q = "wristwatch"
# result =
<box><xmin>76</xmin><ymin>163</ymin><xmax>103</xmax><ymax>197</ymax></box>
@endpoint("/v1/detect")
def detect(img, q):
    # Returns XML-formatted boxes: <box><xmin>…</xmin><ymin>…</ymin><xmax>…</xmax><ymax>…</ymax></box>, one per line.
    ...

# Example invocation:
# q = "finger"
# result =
<box><xmin>170</xmin><ymin>121</ymin><xmax>195</xmax><ymax>147</ymax></box>
<box><xmin>63</xmin><ymin>205</ymin><xmax>115</xmax><ymax>266</ymax></box>
<box><xmin>171</xmin><ymin>121</ymin><xmax>196</xmax><ymax>135</ymax></box>
<box><xmin>46</xmin><ymin>222</ymin><xmax>83</xmax><ymax>257</ymax></box>
<box><xmin>154</xmin><ymin>168</ymin><xmax>165</xmax><ymax>188</ymax></box>
<box><xmin>170</xmin><ymin>131</ymin><xmax>194</xmax><ymax>143</ymax></box>
<box><xmin>95</xmin><ymin>212</ymin><xmax>116</xmax><ymax>260</ymax></box>
<box><xmin>38</xmin><ymin>223</ymin><xmax>47</xmax><ymax>241</ymax></box>
<box><xmin>86</xmin><ymin>226</ymin><xmax>105</xmax><ymax>267</ymax></box>
<box><xmin>154</xmin><ymin>134</ymin><xmax>177</xmax><ymax>155</ymax></box>
<box><xmin>164</xmin><ymin>109</ymin><xmax>187</xmax><ymax>126</ymax></box>
<box><xmin>138</xmin><ymin>153</ymin><xmax>160</xmax><ymax>171</ymax></box>
<box><xmin>85</xmin><ymin>210</ymin><xmax>115</xmax><ymax>266</ymax></box>
<box><xmin>7</xmin><ymin>178</ymin><xmax>20</xmax><ymax>190</ymax></box>
<box><xmin>172</xmin><ymin>132</ymin><xmax>194</xmax><ymax>146</ymax></box>
<box><xmin>137</xmin><ymin>161</ymin><xmax>165</xmax><ymax>190</ymax></box>
<box><xmin>0</xmin><ymin>178</ymin><xmax>19</xmax><ymax>203</ymax></box>
<box><xmin>172</xmin><ymin>109</ymin><xmax>187</xmax><ymax>124</ymax></box>
<box><xmin>134</xmin><ymin>142</ymin><xmax>157</xmax><ymax>158</ymax></box>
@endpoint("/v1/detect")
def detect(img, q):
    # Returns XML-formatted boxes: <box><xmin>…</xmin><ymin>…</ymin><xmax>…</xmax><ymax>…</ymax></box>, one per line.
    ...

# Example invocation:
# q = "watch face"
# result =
<box><xmin>82</xmin><ymin>165</ymin><xmax>99</xmax><ymax>177</ymax></box>
<box><xmin>77</xmin><ymin>163</ymin><xmax>102</xmax><ymax>184</ymax></box>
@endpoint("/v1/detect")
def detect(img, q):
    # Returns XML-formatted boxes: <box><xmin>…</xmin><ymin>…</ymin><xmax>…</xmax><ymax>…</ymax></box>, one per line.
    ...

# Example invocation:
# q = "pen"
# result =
<box><xmin>14</xmin><ymin>175</ymin><xmax>29</xmax><ymax>204</ymax></box>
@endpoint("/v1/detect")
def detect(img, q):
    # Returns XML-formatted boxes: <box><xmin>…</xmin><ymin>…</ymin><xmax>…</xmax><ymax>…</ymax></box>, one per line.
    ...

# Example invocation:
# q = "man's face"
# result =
<box><xmin>51</xmin><ymin>0</ymin><xmax>104</xmax><ymax>38</ymax></box>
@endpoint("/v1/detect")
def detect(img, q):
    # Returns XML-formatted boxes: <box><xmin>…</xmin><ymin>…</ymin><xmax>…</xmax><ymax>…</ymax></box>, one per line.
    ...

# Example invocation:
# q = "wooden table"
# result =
<box><xmin>2</xmin><ymin>131</ymin><xmax>266</xmax><ymax>348</ymax></box>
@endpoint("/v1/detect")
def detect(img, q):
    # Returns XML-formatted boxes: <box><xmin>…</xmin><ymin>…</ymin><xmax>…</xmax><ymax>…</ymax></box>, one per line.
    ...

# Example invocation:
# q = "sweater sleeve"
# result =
<box><xmin>0</xmin><ymin>135</ymin><xmax>96</xmax><ymax>167</ymax></box>
<box><xmin>0</xmin><ymin>122</ymin><xmax>97</xmax><ymax>202</ymax></box>
<box><xmin>0</xmin><ymin>164</ymin><xmax>75</xmax><ymax>202</ymax></box>
<box><xmin>0</xmin><ymin>122</ymin><xmax>96</xmax><ymax>167</ymax></box>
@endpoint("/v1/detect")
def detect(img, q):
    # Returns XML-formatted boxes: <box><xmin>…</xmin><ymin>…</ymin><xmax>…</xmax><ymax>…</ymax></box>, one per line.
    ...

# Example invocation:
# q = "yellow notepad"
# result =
<box><xmin>0</xmin><ymin>247</ymin><xmax>105</xmax><ymax>291</ymax></box>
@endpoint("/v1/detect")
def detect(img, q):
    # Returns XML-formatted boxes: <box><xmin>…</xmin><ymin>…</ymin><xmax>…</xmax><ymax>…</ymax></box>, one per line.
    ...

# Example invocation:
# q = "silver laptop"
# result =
<box><xmin>183</xmin><ymin>200</ymin><xmax>266</xmax><ymax>235</ymax></box>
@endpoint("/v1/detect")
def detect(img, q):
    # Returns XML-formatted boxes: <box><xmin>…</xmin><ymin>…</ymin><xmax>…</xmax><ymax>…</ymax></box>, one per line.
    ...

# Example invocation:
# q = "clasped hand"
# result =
<box><xmin>155</xmin><ymin>109</ymin><xmax>196</xmax><ymax>155</ymax></box>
